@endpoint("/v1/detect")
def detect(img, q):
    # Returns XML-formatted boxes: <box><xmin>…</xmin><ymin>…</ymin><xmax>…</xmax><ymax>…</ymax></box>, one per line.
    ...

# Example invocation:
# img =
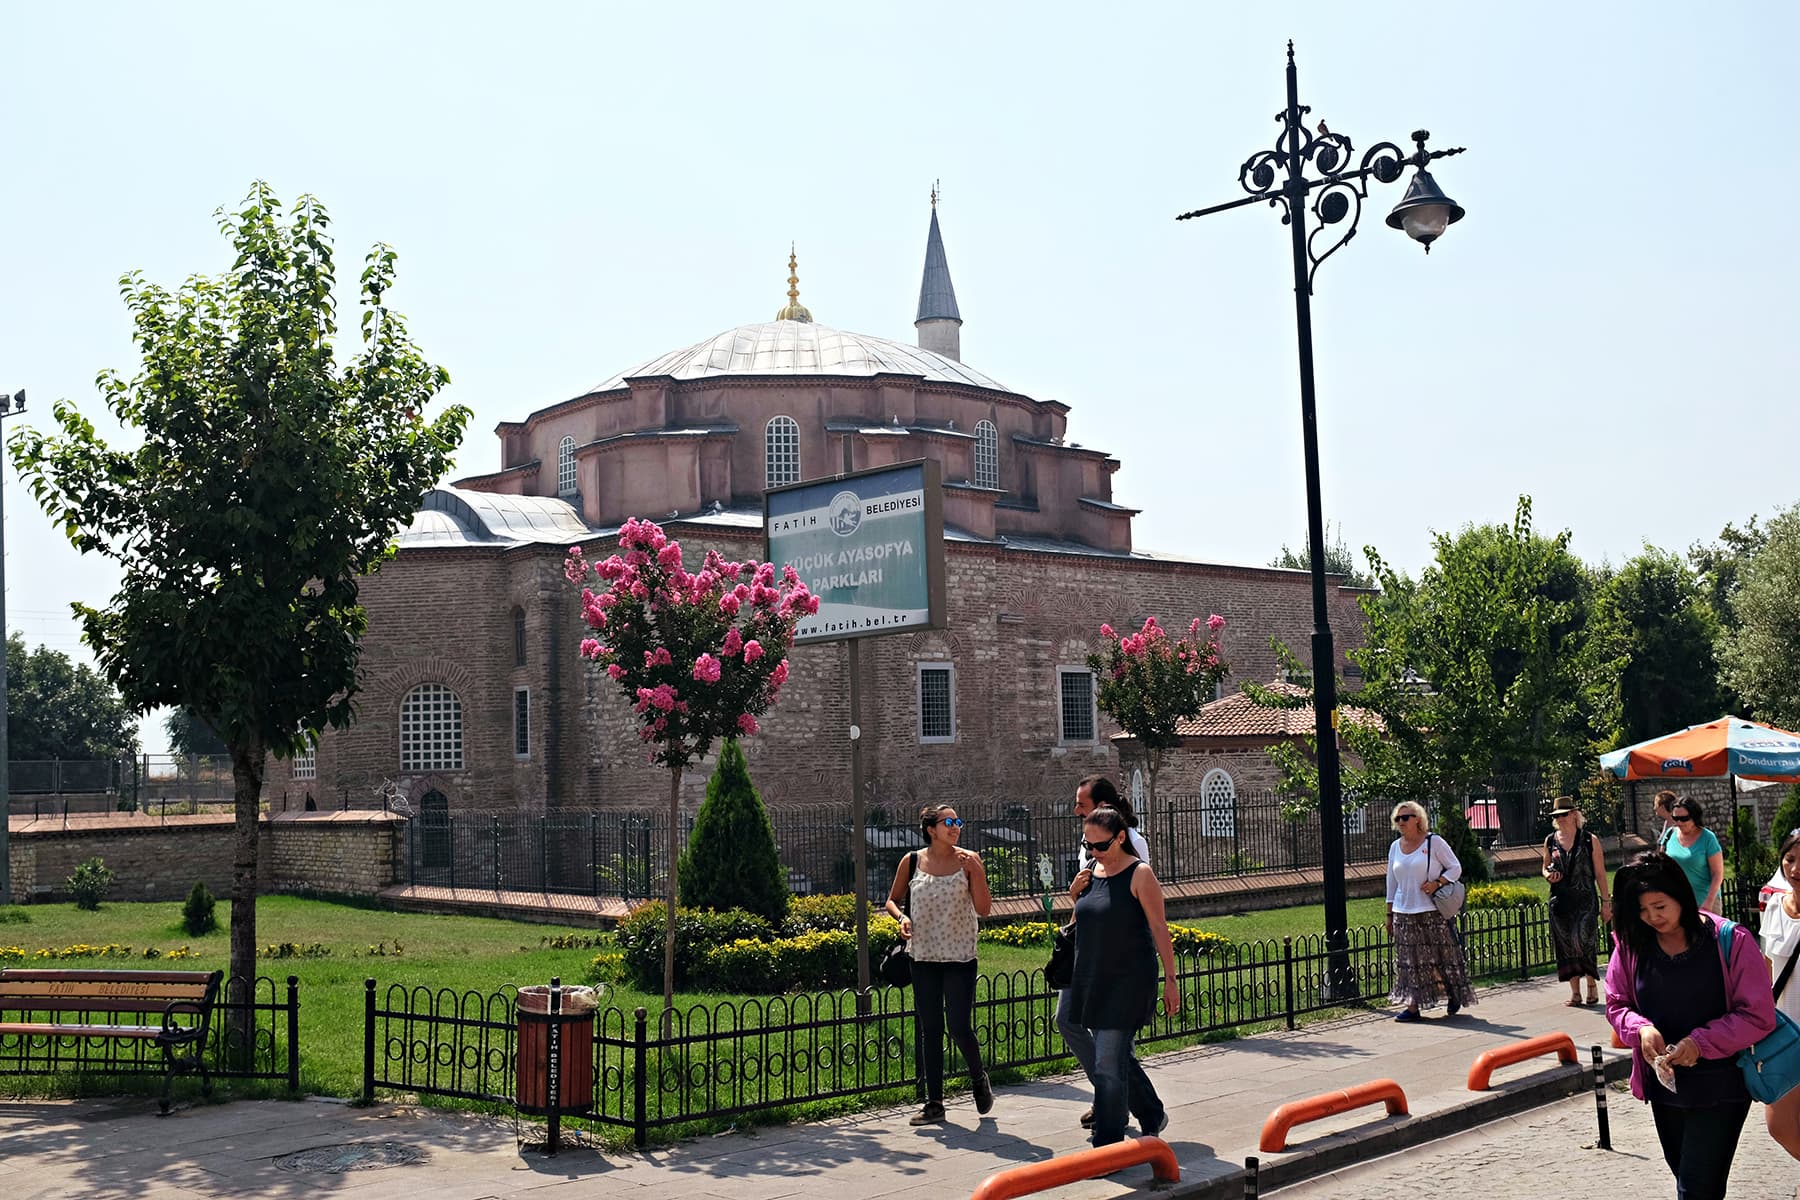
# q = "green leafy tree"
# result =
<box><xmin>1270</xmin><ymin>522</ymin><xmax>1377</xmax><ymax>589</ymax></box>
<box><xmin>1088</xmin><ymin>615</ymin><xmax>1230</xmax><ymax>823</ymax></box>
<box><xmin>1718</xmin><ymin>504</ymin><xmax>1800</xmax><ymax>729</ymax></box>
<box><xmin>8</xmin><ymin>184</ymin><xmax>469</xmax><ymax>1043</ymax></box>
<box><xmin>1690</xmin><ymin>515</ymin><xmax>1768</xmax><ymax>635</ymax></box>
<box><xmin>1242</xmin><ymin>638</ymin><xmax>1390</xmax><ymax>819</ymax></box>
<box><xmin>1434</xmin><ymin>798</ymin><xmax>1491</xmax><ymax>885</ymax></box>
<box><xmin>164</xmin><ymin>707</ymin><xmax>229</xmax><ymax>757</ymax></box>
<box><xmin>1602</xmin><ymin>547</ymin><xmax>1726</xmax><ymax>743</ymax></box>
<box><xmin>1352</xmin><ymin>497</ymin><xmax>1624</xmax><ymax>802</ymax></box>
<box><xmin>6</xmin><ymin>634</ymin><xmax>139</xmax><ymax>760</ymax></box>
<box><xmin>677</xmin><ymin>739</ymin><xmax>788</xmax><ymax>926</ymax></box>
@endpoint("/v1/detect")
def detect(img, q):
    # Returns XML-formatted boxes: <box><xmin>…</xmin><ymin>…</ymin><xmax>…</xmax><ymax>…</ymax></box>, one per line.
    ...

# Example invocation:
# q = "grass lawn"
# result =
<box><xmin>2</xmin><ymin>885</ymin><xmax>1558</xmax><ymax>1138</ymax></box>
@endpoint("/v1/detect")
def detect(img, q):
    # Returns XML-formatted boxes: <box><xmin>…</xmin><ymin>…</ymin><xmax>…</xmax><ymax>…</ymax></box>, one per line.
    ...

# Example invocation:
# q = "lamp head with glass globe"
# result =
<box><xmin>1385</xmin><ymin>131</ymin><xmax>1466</xmax><ymax>252</ymax></box>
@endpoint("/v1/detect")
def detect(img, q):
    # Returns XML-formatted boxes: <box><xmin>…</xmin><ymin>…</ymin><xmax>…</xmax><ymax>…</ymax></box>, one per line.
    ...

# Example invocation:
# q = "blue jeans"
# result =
<box><xmin>1088</xmin><ymin>1028</ymin><xmax>1163</xmax><ymax>1146</ymax></box>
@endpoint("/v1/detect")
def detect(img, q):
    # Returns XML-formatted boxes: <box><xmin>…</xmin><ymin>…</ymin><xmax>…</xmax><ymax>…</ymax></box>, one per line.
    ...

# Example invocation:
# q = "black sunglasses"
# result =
<box><xmin>1672</xmin><ymin>813</ymin><xmax>1694</xmax><ymax>823</ymax></box>
<box><xmin>1394</xmin><ymin>814</ymin><xmax>1417</xmax><ymax>825</ymax></box>
<box><xmin>1080</xmin><ymin>836</ymin><xmax>1119</xmax><ymax>853</ymax></box>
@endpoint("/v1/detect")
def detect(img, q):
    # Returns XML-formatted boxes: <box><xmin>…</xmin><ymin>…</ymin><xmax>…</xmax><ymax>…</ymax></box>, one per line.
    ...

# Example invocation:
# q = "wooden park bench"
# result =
<box><xmin>0</xmin><ymin>968</ymin><xmax>223</xmax><ymax>1112</ymax></box>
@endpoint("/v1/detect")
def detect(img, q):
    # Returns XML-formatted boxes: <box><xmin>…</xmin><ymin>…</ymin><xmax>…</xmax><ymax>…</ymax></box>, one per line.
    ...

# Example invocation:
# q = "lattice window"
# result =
<box><xmin>512</xmin><ymin>607</ymin><xmax>527</xmax><ymax>668</ymax></box>
<box><xmin>291</xmin><ymin>739</ymin><xmax>316</xmax><ymax>780</ymax></box>
<box><xmin>1200</xmin><ymin>769</ymin><xmax>1237</xmax><ymax>838</ymax></box>
<box><xmin>919</xmin><ymin>664</ymin><xmax>955</xmax><ymax>742</ymax></box>
<box><xmin>765</xmin><ymin>415</ymin><xmax>800</xmax><ymax>488</ymax></box>
<box><xmin>400</xmin><ymin>683</ymin><xmax>464</xmax><ymax>772</ymax></box>
<box><xmin>1058</xmin><ymin>668</ymin><xmax>1095</xmax><ymax>742</ymax></box>
<box><xmin>513</xmin><ymin>687</ymin><xmax>530</xmax><ymax>759</ymax></box>
<box><xmin>974</xmin><ymin>419</ymin><xmax>999</xmax><ymax>490</ymax></box>
<box><xmin>558</xmin><ymin>436</ymin><xmax>577</xmax><ymax>496</ymax></box>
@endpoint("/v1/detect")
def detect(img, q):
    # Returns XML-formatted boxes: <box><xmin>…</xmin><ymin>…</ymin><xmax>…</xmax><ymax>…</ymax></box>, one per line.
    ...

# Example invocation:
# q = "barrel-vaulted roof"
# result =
<box><xmin>581</xmin><ymin>320</ymin><xmax>1014</xmax><ymax>397</ymax></box>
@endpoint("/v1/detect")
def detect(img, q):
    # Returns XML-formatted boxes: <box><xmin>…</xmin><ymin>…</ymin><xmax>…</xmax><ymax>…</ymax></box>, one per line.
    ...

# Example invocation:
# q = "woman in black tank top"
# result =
<box><xmin>1063</xmin><ymin>808</ymin><xmax>1181</xmax><ymax>1146</ymax></box>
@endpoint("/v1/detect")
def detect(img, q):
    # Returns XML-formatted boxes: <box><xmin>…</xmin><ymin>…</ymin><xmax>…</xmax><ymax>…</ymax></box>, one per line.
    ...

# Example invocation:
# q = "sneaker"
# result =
<box><xmin>1079</xmin><ymin>1107</ymin><xmax>1096</xmax><ymax>1129</ymax></box>
<box><xmin>973</xmin><ymin>1073</ymin><xmax>994</xmax><ymax>1116</ymax></box>
<box><xmin>1394</xmin><ymin>1009</ymin><xmax>1422</xmax><ymax>1023</ymax></box>
<box><xmin>909</xmin><ymin>1102</ymin><xmax>946</xmax><ymax>1126</ymax></box>
<box><xmin>1140</xmin><ymin>1110</ymin><xmax>1170</xmax><ymax>1138</ymax></box>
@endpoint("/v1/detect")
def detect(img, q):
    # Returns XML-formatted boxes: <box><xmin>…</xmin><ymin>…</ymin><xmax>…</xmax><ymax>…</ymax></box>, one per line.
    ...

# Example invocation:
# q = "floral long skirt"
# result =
<box><xmin>1548</xmin><ymin>890</ymin><xmax>1599</xmax><ymax>981</ymax></box>
<box><xmin>1389</xmin><ymin>910</ymin><xmax>1477</xmax><ymax>1010</ymax></box>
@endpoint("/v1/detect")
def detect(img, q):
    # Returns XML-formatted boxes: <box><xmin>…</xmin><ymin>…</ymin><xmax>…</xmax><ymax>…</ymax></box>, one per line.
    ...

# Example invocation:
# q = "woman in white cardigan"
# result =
<box><xmin>1384</xmin><ymin>800</ymin><xmax>1477</xmax><ymax>1021</ymax></box>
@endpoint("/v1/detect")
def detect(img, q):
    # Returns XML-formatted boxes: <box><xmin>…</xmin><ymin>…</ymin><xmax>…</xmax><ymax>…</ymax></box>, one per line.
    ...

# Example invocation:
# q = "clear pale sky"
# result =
<box><xmin>3</xmin><ymin>4</ymin><xmax>1794</xmax><ymax>753</ymax></box>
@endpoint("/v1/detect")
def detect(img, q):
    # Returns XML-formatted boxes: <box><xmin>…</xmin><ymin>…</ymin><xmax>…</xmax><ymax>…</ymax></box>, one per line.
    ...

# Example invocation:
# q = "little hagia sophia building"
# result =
<box><xmin>263</xmin><ymin>202</ymin><xmax>1368</xmax><ymax>821</ymax></box>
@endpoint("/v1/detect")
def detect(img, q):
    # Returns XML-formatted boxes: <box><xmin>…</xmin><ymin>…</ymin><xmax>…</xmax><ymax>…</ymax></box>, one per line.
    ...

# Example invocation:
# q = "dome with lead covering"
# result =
<box><xmin>581</xmin><ymin>321</ymin><xmax>1015</xmax><ymax>397</ymax></box>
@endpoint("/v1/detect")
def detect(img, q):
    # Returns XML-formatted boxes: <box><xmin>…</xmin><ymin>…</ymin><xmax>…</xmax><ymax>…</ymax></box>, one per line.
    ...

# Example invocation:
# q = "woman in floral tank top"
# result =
<box><xmin>884</xmin><ymin>804</ymin><xmax>993</xmax><ymax>1126</ymax></box>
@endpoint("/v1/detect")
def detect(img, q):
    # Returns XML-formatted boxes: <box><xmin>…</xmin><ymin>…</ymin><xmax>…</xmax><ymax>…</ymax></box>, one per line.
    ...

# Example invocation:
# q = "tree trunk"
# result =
<box><xmin>227</xmin><ymin>735</ymin><xmax>267</xmax><ymax>1067</ymax></box>
<box><xmin>661</xmin><ymin>766</ymin><xmax>682</xmax><ymax>1037</ymax></box>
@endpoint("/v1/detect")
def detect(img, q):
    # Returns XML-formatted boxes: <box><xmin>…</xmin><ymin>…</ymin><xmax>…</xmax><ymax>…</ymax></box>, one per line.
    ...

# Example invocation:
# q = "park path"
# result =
<box><xmin>10</xmin><ymin>976</ymin><xmax>1788</xmax><ymax>1200</ymax></box>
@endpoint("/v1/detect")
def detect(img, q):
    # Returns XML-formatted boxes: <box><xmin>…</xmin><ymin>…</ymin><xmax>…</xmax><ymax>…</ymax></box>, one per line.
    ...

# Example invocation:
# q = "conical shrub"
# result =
<box><xmin>678</xmin><ymin>738</ymin><xmax>789</xmax><ymax>925</ymax></box>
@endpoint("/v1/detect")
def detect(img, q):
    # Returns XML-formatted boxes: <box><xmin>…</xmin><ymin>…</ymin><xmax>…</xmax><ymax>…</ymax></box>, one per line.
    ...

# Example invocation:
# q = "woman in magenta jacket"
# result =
<box><xmin>1605</xmin><ymin>851</ymin><xmax>1776</xmax><ymax>1200</ymax></box>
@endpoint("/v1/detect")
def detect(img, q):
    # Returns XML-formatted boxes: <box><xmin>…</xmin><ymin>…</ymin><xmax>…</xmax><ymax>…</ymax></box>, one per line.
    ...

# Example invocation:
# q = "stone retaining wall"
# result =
<box><xmin>3</xmin><ymin>812</ymin><xmax>401</xmax><ymax>905</ymax></box>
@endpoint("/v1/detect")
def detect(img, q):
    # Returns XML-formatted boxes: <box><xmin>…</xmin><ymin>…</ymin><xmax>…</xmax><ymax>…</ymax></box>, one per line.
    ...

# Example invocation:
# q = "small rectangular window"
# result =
<box><xmin>1058</xmin><ymin>668</ymin><xmax>1095</xmax><ymax>742</ymax></box>
<box><xmin>513</xmin><ymin>688</ymin><xmax>530</xmax><ymax>760</ymax></box>
<box><xmin>292</xmin><ymin>740</ymin><xmax>316</xmax><ymax>780</ymax></box>
<box><xmin>918</xmin><ymin>664</ymin><xmax>955</xmax><ymax>742</ymax></box>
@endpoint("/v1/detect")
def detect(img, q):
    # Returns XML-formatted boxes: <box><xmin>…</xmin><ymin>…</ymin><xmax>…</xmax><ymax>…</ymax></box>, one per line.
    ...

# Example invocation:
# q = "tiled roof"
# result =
<box><xmin>1111</xmin><ymin>680</ymin><xmax>1385</xmax><ymax>741</ymax></box>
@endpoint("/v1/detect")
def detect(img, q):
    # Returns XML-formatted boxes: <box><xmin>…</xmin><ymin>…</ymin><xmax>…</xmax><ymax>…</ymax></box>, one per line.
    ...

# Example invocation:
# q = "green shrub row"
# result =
<box><xmin>979</xmin><ymin>921</ymin><xmax>1233</xmax><ymax>957</ymax></box>
<box><xmin>1465</xmin><ymin>883</ymin><xmax>1544</xmax><ymax>909</ymax></box>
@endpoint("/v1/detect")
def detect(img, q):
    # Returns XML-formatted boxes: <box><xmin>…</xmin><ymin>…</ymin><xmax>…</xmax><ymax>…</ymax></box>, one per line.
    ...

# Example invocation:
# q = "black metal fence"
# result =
<box><xmin>0</xmin><ymin>975</ymin><xmax>302</xmax><ymax>1091</ymax></box>
<box><xmin>400</xmin><ymin>790</ymin><xmax>1564</xmax><ymax>902</ymax></box>
<box><xmin>8</xmin><ymin>759</ymin><xmax>122</xmax><ymax>796</ymax></box>
<box><xmin>366</xmin><ymin>896</ymin><xmax>1729</xmax><ymax>1146</ymax></box>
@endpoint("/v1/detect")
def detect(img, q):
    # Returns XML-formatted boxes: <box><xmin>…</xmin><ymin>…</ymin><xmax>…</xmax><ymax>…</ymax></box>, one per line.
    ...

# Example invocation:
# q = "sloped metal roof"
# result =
<box><xmin>916</xmin><ymin>207</ymin><xmax>961</xmax><ymax>323</ymax></box>
<box><xmin>582</xmin><ymin>321</ymin><xmax>1012</xmax><ymax>396</ymax></box>
<box><xmin>398</xmin><ymin>487</ymin><xmax>590</xmax><ymax>548</ymax></box>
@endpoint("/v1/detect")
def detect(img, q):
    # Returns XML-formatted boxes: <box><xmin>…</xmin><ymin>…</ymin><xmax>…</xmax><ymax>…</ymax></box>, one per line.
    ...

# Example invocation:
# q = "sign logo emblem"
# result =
<box><xmin>1660</xmin><ymin>757</ymin><xmax>1692</xmax><ymax>772</ymax></box>
<box><xmin>828</xmin><ymin>490</ymin><xmax>863</xmax><ymax>537</ymax></box>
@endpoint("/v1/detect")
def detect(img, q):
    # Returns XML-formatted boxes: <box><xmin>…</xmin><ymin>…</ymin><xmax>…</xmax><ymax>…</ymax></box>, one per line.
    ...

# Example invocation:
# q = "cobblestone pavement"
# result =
<box><xmin>1272</xmin><ymin>1089</ymin><xmax>1800</xmax><ymax>1198</ymax></box>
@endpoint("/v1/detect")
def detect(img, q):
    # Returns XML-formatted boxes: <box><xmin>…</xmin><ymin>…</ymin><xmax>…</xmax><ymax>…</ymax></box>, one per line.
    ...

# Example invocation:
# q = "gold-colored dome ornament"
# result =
<box><xmin>774</xmin><ymin>244</ymin><xmax>813</xmax><ymax>323</ymax></box>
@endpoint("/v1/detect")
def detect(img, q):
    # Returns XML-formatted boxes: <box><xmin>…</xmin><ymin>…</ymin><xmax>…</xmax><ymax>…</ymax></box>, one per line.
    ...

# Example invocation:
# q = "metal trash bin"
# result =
<box><xmin>515</xmin><ymin>980</ymin><xmax>596</xmax><ymax>1142</ymax></box>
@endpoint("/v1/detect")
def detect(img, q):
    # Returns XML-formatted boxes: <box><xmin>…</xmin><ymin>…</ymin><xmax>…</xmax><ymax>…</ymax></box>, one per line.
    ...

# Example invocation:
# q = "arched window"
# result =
<box><xmin>512</xmin><ymin>607</ymin><xmax>527</xmax><ymax>668</ymax></box>
<box><xmin>400</xmin><ymin>683</ymin><xmax>464</xmax><ymax>772</ymax></box>
<box><xmin>1200</xmin><ymin>768</ymin><xmax>1236</xmax><ymax>838</ymax></box>
<box><xmin>557</xmin><ymin>436</ymin><xmax>577</xmax><ymax>496</ymax></box>
<box><xmin>974</xmin><ymin>420</ymin><xmax>999</xmax><ymax>490</ymax></box>
<box><xmin>765</xmin><ymin>415</ymin><xmax>800</xmax><ymax>488</ymax></box>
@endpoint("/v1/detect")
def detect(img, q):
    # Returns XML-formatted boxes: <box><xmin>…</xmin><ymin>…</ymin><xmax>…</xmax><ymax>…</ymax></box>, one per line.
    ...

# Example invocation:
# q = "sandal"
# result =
<box><xmin>1565</xmin><ymin>996</ymin><xmax>1583</xmax><ymax>1007</ymax></box>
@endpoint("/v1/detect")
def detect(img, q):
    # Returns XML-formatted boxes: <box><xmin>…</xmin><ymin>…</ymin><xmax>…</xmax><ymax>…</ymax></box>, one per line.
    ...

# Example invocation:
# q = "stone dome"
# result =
<box><xmin>582</xmin><ymin>320</ymin><xmax>1015</xmax><ymax>397</ymax></box>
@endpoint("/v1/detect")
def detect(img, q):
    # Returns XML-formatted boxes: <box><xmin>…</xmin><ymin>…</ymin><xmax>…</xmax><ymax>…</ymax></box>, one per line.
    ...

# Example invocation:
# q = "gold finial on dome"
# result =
<box><xmin>775</xmin><ymin>242</ymin><xmax>813</xmax><ymax>323</ymax></box>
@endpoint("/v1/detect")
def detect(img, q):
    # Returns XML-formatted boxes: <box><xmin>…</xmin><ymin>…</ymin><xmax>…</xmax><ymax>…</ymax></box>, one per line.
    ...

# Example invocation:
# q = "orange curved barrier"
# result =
<box><xmin>1611</xmin><ymin>1028</ymin><xmax>1626</xmax><ymax>1050</ymax></box>
<box><xmin>968</xmin><ymin>1136</ymin><xmax>1178</xmax><ymax>1200</ymax></box>
<box><xmin>1467</xmin><ymin>1032</ymin><xmax>1579</xmax><ymax>1091</ymax></box>
<box><xmin>1258</xmin><ymin>1080</ymin><xmax>1408</xmax><ymax>1153</ymax></box>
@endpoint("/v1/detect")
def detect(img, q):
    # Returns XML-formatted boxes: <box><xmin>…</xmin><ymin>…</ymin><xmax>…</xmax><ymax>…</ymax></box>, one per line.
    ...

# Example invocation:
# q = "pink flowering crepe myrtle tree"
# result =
<box><xmin>1087</xmin><ymin>615</ymin><xmax>1230</xmax><ymax>826</ymax></box>
<box><xmin>565</xmin><ymin>517</ymin><xmax>818</xmax><ymax>1018</ymax></box>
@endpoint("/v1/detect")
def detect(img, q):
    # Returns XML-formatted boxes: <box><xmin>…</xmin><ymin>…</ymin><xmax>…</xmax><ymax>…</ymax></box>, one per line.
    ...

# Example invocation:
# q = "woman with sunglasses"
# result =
<box><xmin>885</xmin><ymin>804</ymin><xmax>993</xmax><ymax>1126</ymax></box>
<box><xmin>1760</xmin><ymin>829</ymin><xmax>1800</xmax><ymax>1160</ymax></box>
<box><xmin>1062</xmin><ymin>807</ymin><xmax>1180</xmax><ymax>1146</ymax></box>
<box><xmin>1605</xmin><ymin>851</ymin><xmax>1774</xmax><ymax>1199</ymax></box>
<box><xmin>1542</xmin><ymin>799</ymin><xmax>1610</xmax><ymax>1006</ymax></box>
<box><xmin>1663</xmin><ymin>798</ymin><xmax>1724</xmax><ymax>912</ymax></box>
<box><xmin>1384</xmin><ymin>800</ymin><xmax>1476</xmax><ymax>1021</ymax></box>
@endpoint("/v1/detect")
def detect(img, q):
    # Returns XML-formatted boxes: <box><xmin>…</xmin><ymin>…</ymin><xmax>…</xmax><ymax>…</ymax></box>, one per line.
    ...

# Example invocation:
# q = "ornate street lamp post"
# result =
<box><xmin>0</xmin><ymin>388</ymin><xmax>26</xmax><ymax>906</ymax></box>
<box><xmin>1178</xmin><ymin>45</ymin><xmax>1465</xmax><ymax>997</ymax></box>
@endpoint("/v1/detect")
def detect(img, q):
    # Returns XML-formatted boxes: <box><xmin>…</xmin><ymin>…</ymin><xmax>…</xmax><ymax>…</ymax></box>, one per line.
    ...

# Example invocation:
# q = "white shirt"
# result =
<box><xmin>1079</xmin><ymin>826</ymin><xmax>1151</xmax><ymax>873</ymax></box>
<box><xmin>1387</xmin><ymin>834</ymin><xmax>1461</xmax><ymax>915</ymax></box>
<box><xmin>1761</xmin><ymin>895</ymin><xmax>1800</xmax><ymax>1024</ymax></box>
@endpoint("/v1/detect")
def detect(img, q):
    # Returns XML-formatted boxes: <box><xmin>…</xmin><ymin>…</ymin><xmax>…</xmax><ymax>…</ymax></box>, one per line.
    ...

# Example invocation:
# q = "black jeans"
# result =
<box><xmin>913</xmin><ymin>960</ymin><xmax>983</xmax><ymax>1104</ymax></box>
<box><xmin>1650</xmin><ymin>1099</ymin><xmax>1752</xmax><ymax>1200</ymax></box>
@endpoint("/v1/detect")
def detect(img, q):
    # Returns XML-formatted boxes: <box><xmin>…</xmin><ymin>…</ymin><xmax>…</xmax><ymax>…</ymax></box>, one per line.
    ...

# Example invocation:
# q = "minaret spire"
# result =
<box><xmin>915</xmin><ymin>183</ymin><xmax>962</xmax><ymax>361</ymax></box>
<box><xmin>775</xmin><ymin>243</ymin><xmax>813</xmax><ymax>322</ymax></box>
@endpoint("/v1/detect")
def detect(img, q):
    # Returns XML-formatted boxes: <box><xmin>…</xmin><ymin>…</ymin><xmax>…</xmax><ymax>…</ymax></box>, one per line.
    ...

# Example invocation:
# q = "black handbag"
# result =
<box><xmin>877</xmin><ymin>851</ymin><xmax>920</xmax><ymax>987</ymax></box>
<box><xmin>879</xmin><ymin>941</ymin><xmax>913</xmax><ymax>987</ymax></box>
<box><xmin>1045</xmin><ymin>923</ymin><xmax>1076</xmax><ymax>990</ymax></box>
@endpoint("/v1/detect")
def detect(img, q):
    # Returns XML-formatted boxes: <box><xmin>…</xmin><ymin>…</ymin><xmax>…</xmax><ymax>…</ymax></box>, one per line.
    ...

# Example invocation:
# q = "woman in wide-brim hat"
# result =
<box><xmin>1542</xmin><ymin>799</ymin><xmax>1611</xmax><ymax>1006</ymax></box>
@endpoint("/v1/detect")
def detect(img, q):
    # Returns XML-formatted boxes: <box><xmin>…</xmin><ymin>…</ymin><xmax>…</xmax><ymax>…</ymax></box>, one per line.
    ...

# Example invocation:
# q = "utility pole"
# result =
<box><xmin>0</xmin><ymin>389</ymin><xmax>27</xmax><ymax>906</ymax></box>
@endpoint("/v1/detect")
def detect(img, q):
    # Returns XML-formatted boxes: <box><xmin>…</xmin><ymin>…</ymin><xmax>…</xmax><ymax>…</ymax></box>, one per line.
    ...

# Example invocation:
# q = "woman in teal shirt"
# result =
<box><xmin>1663</xmin><ymin>798</ymin><xmax>1723</xmax><ymax>911</ymax></box>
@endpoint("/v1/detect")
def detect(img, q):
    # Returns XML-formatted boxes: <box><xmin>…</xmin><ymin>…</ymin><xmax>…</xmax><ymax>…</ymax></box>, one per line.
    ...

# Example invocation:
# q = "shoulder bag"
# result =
<box><xmin>1045</xmin><ymin>868</ymin><xmax>1091</xmax><ymax>991</ymax></box>
<box><xmin>878</xmin><ymin>852</ymin><xmax>919</xmax><ymax>988</ymax></box>
<box><xmin>1427</xmin><ymin>833</ymin><xmax>1467</xmax><ymax>921</ymax></box>
<box><xmin>1718</xmin><ymin>918</ymin><xmax>1800</xmax><ymax>1103</ymax></box>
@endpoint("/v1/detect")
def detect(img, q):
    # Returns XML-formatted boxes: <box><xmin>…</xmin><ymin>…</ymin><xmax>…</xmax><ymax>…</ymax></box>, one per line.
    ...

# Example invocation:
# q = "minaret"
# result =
<box><xmin>774</xmin><ymin>244</ymin><xmax>813</xmax><ymax>322</ymax></box>
<box><xmin>915</xmin><ymin>183</ymin><xmax>962</xmax><ymax>361</ymax></box>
